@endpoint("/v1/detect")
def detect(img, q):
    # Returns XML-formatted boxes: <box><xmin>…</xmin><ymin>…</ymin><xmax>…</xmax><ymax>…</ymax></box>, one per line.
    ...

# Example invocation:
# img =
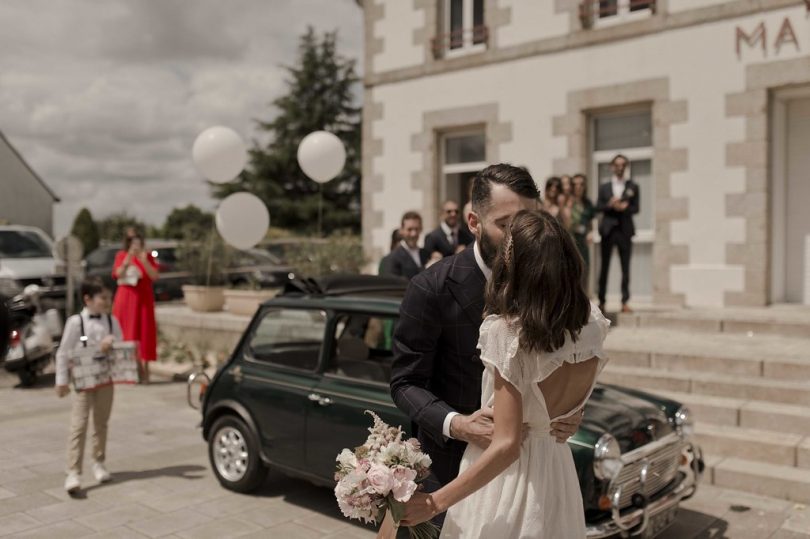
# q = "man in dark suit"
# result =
<box><xmin>390</xmin><ymin>164</ymin><xmax>582</xmax><ymax>525</ymax></box>
<box><xmin>596</xmin><ymin>154</ymin><xmax>640</xmax><ymax>314</ymax></box>
<box><xmin>380</xmin><ymin>211</ymin><xmax>430</xmax><ymax>281</ymax></box>
<box><xmin>424</xmin><ymin>200</ymin><xmax>475</xmax><ymax>258</ymax></box>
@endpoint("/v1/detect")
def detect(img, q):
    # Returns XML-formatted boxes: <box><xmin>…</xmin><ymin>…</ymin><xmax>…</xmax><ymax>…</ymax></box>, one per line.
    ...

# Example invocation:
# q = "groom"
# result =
<box><xmin>390</xmin><ymin>164</ymin><xmax>582</xmax><ymax>524</ymax></box>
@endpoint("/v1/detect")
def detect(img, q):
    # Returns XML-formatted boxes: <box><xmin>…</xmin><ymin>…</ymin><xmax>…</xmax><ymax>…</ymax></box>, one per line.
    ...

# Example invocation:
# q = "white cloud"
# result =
<box><xmin>0</xmin><ymin>0</ymin><xmax>363</xmax><ymax>237</ymax></box>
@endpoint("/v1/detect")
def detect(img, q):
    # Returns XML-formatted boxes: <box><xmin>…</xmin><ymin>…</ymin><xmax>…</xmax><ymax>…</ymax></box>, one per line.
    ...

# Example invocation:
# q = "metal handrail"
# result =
<box><xmin>431</xmin><ymin>25</ymin><xmax>489</xmax><ymax>58</ymax></box>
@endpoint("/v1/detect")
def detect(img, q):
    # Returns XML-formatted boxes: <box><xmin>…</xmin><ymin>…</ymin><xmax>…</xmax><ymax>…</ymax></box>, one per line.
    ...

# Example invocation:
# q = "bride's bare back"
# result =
<box><xmin>537</xmin><ymin>357</ymin><xmax>600</xmax><ymax>420</ymax></box>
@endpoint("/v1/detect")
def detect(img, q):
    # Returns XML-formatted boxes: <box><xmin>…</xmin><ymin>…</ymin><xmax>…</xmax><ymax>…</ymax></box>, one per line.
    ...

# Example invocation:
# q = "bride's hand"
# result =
<box><xmin>400</xmin><ymin>492</ymin><xmax>440</xmax><ymax>527</ymax></box>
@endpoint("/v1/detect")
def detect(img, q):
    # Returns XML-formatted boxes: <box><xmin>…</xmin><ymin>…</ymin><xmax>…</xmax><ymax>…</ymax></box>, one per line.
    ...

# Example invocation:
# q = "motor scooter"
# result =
<box><xmin>3</xmin><ymin>285</ymin><xmax>63</xmax><ymax>386</ymax></box>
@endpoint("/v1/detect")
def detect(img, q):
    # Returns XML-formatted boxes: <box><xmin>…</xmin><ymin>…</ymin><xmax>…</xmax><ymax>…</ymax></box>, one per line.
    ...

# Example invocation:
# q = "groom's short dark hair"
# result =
<box><xmin>471</xmin><ymin>164</ymin><xmax>540</xmax><ymax>215</ymax></box>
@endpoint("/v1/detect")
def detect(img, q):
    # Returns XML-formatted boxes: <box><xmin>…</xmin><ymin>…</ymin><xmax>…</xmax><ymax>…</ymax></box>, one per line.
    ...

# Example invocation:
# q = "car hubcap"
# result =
<box><xmin>213</xmin><ymin>426</ymin><xmax>249</xmax><ymax>482</ymax></box>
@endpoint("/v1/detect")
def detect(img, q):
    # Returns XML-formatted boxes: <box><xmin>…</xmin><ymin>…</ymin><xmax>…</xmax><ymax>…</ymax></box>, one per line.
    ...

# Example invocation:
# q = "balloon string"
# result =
<box><xmin>318</xmin><ymin>184</ymin><xmax>323</xmax><ymax>238</ymax></box>
<box><xmin>206</xmin><ymin>222</ymin><xmax>215</xmax><ymax>288</ymax></box>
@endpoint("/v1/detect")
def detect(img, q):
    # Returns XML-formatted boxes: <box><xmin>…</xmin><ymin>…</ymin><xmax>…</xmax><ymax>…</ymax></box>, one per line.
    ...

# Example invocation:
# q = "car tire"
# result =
<box><xmin>208</xmin><ymin>415</ymin><xmax>267</xmax><ymax>493</ymax></box>
<box><xmin>18</xmin><ymin>366</ymin><xmax>37</xmax><ymax>387</ymax></box>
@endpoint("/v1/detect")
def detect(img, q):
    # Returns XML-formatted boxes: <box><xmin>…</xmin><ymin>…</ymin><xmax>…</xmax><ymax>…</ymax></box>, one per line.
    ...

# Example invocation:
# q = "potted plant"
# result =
<box><xmin>177</xmin><ymin>230</ymin><xmax>230</xmax><ymax>312</ymax></box>
<box><xmin>223</xmin><ymin>280</ymin><xmax>280</xmax><ymax>317</ymax></box>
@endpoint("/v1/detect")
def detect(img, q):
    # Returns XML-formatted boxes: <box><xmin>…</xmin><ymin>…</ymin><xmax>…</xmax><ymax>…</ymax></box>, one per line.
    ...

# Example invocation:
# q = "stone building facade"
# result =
<box><xmin>360</xmin><ymin>0</ymin><xmax>810</xmax><ymax>308</ymax></box>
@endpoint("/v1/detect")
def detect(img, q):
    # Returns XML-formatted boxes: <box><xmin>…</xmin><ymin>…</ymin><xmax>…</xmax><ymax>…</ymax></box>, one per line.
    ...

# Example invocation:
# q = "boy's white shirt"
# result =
<box><xmin>55</xmin><ymin>308</ymin><xmax>124</xmax><ymax>386</ymax></box>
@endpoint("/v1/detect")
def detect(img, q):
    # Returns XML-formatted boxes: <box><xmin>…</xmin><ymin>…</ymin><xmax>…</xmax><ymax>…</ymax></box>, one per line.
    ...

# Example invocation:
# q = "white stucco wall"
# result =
<box><xmin>495</xmin><ymin>0</ymin><xmax>570</xmax><ymax>47</ymax></box>
<box><xmin>366</xmin><ymin>5</ymin><xmax>809</xmax><ymax>307</ymax></box>
<box><xmin>0</xmin><ymin>138</ymin><xmax>56</xmax><ymax>237</ymax></box>
<box><xmin>372</xmin><ymin>0</ymin><xmax>426</xmax><ymax>74</ymax></box>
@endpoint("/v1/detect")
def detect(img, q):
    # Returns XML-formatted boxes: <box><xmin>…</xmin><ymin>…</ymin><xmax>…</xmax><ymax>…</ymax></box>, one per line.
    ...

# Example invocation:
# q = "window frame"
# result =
<box><xmin>242</xmin><ymin>306</ymin><xmax>328</xmax><ymax>374</ymax></box>
<box><xmin>439</xmin><ymin>129</ymin><xmax>487</xmax><ymax>210</ymax></box>
<box><xmin>321</xmin><ymin>310</ymin><xmax>399</xmax><ymax>389</ymax></box>
<box><xmin>591</xmin><ymin>0</ymin><xmax>654</xmax><ymax>29</ymax></box>
<box><xmin>442</xmin><ymin>0</ymin><xmax>487</xmax><ymax>59</ymax></box>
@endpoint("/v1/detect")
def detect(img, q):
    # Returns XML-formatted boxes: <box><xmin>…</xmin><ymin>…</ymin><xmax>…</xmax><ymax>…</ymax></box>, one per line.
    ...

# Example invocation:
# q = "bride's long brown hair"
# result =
<box><xmin>484</xmin><ymin>210</ymin><xmax>591</xmax><ymax>353</ymax></box>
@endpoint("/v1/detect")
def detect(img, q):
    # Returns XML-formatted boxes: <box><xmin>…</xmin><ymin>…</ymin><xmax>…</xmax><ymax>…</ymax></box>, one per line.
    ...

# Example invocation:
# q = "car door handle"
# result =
<box><xmin>308</xmin><ymin>393</ymin><xmax>333</xmax><ymax>406</ymax></box>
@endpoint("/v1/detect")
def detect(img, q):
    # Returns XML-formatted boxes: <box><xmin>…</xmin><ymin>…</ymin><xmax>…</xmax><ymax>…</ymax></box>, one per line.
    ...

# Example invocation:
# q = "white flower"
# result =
<box><xmin>337</xmin><ymin>448</ymin><xmax>358</xmax><ymax>470</ymax></box>
<box><xmin>382</xmin><ymin>442</ymin><xmax>404</xmax><ymax>463</ymax></box>
<box><xmin>366</xmin><ymin>463</ymin><xmax>394</xmax><ymax>496</ymax></box>
<box><xmin>391</xmin><ymin>466</ymin><xmax>418</xmax><ymax>502</ymax></box>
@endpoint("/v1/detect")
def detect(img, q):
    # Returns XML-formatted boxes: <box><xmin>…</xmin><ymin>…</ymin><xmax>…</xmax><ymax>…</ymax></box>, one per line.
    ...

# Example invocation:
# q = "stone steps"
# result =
<box><xmin>694</xmin><ymin>423</ymin><xmax>808</xmax><ymax>468</ymax></box>
<box><xmin>600</xmin><ymin>365</ymin><xmax>810</xmax><ymax>406</ymax></box>
<box><xmin>601</xmin><ymin>308</ymin><xmax>810</xmax><ymax>504</ymax></box>
<box><xmin>604</xmin><ymin>327</ymin><xmax>810</xmax><ymax>380</ymax></box>
<box><xmin>652</xmin><ymin>390</ymin><xmax>810</xmax><ymax>436</ymax></box>
<box><xmin>710</xmin><ymin>458</ymin><xmax>810</xmax><ymax>503</ymax></box>
<box><xmin>618</xmin><ymin>305</ymin><xmax>810</xmax><ymax>339</ymax></box>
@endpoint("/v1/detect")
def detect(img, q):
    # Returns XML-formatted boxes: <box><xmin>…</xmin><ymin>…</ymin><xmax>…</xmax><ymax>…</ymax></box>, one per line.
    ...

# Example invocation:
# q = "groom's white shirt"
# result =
<box><xmin>442</xmin><ymin>241</ymin><xmax>492</xmax><ymax>439</ymax></box>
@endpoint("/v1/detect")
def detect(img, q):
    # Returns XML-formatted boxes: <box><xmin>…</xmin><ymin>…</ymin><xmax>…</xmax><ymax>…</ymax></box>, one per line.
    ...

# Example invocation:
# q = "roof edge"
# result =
<box><xmin>0</xmin><ymin>130</ymin><xmax>60</xmax><ymax>202</ymax></box>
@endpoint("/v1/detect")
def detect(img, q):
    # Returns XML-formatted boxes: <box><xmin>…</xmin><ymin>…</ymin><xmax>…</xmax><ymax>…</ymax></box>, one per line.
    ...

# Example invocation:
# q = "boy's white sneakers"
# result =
<box><xmin>64</xmin><ymin>471</ymin><xmax>81</xmax><ymax>493</ymax></box>
<box><xmin>92</xmin><ymin>462</ymin><xmax>111</xmax><ymax>483</ymax></box>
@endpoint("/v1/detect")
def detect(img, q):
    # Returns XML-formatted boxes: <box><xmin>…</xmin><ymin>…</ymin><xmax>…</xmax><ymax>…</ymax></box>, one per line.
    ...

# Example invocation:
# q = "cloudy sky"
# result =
<box><xmin>0</xmin><ymin>0</ymin><xmax>363</xmax><ymax>237</ymax></box>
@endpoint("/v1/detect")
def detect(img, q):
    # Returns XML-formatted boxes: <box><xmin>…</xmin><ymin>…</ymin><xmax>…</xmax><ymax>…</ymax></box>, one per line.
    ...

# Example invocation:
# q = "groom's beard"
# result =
<box><xmin>478</xmin><ymin>228</ymin><xmax>498</xmax><ymax>268</ymax></box>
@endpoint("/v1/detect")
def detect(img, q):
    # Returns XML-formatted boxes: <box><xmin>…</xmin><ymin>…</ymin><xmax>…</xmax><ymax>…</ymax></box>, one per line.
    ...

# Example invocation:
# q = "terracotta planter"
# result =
<box><xmin>182</xmin><ymin>285</ymin><xmax>226</xmax><ymax>312</ymax></box>
<box><xmin>223</xmin><ymin>289</ymin><xmax>280</xmax><ymax>317</ymax></box>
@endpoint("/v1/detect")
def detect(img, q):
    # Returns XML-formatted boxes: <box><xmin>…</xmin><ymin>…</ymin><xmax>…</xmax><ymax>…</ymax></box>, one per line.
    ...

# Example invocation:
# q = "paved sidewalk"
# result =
<box><xmin>0</xmin><ymin>368</ymin><xmax>808</xmax><ymax>538</ymax></box>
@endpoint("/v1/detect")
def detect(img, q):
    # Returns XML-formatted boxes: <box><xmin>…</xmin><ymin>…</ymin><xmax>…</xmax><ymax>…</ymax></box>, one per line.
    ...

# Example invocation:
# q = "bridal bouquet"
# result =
<box><xmin>334</xmin><ymin>411</ymin><xmax>439</xmax><ymax>539</ymax></box>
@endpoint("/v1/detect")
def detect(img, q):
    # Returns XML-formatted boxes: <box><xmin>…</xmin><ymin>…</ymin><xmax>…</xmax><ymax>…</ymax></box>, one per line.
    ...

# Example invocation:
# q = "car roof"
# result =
<box><xmin>0</xmin><ymin>225</ymin><xmax>50</xmax><ymax>233</ymax></box>
<box><xmin>263</xmin><ymin>274</ymin><xmax>407</xmax><ymax>315</ymax></box>
<box><xmin>265</xmin><ymin>294</ymin><xmax>402</xmax><ymax>315</ymax></box>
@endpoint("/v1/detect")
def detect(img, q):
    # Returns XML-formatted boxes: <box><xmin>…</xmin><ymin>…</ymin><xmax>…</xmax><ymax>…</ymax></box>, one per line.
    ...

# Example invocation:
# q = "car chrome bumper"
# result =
<box><xmin>187</xmin><ymin>371</ymin><xmax>211</xmax><ymax>410</ymax></box>
<box><xmin>586</xmin><ymin>442</ymin><xmax>704</xmax><ymax>538</ymax></box>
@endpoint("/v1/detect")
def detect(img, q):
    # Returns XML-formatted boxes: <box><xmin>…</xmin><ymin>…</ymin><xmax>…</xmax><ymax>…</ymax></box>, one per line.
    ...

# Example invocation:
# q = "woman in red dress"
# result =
<box><xmin>112</xmin><ymin>233</ymin><xmax>159</xmax><ymax>383</ymax></box>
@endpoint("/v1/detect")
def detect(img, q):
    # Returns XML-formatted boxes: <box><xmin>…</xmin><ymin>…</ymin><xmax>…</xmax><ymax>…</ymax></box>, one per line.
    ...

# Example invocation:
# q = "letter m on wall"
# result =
<box><xmin>736</xmin><ymin>22</ymin><xmax>766</xmax><ymax>58</ymax></box>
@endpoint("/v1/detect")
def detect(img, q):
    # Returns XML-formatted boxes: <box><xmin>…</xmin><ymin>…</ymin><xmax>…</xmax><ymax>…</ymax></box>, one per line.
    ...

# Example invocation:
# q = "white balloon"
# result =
<box><xmin>297</xmin><ymin>130</ymin><xmax>346</xmax><ymax>184</ymax></box>
<box><xmin>192</xmin><ymin>126</ymin><xmax>247</xmax><ymax>184</ymax></box>
<box><xmin>215</xmin><ymin>193</ymin><xmax>269</xmax><ymax>250</ymax></box>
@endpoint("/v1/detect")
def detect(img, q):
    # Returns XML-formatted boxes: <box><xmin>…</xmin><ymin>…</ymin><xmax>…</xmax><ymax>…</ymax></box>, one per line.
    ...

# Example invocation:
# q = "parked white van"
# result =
<box><xmin>0</xmin><ymin>225</ymin><xmax>67</xmax><ymax>311</ymax></box>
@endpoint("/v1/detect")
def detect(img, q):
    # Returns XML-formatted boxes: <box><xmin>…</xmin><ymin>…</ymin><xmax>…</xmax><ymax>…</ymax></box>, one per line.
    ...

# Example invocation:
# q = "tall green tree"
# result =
<box><xmin>162</xmin><ymin>204</ymin><xmax>215</xmax><ymax>240</ymax></box>
<box><xmin>96</xmin><ymin>213</ymin><xmax>146</xmax><ymax>243</ymax></box>
<box><xmin>213</xmin><ymin>27</ymin><xmax>361</xmax><ymax>235</ymax></box>
<box><xmin>70</xmin><ymin>208</ymin><xmax>100</xmax><ymax>255</ymax></box>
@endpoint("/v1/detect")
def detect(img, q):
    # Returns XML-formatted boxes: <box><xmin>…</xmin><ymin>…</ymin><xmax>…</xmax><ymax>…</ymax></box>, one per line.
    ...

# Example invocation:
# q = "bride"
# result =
<box><xmin>400</xmin><ymin>209</ymin><xmax>610</xmax><ymax>538</ymax></box>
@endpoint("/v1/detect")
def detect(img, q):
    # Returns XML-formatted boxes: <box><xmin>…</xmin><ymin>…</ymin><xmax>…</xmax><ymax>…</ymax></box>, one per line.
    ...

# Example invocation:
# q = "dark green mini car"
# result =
<box><xmin>190</xmin><ymin>276</ymin><xmax>704</xmax><ymax>538</ymax></box>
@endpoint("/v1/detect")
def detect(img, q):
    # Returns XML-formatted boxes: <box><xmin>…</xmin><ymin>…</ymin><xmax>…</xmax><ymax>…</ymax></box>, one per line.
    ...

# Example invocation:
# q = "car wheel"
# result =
<box><xmin>208</xmin><ymin>415</ymin><xmax>267</xmax><ymax>493</ymax></box>
<box><xmin>18</xmin><ymin>366</ymin><xmax>37</xmax><ymax>387</ymax></box>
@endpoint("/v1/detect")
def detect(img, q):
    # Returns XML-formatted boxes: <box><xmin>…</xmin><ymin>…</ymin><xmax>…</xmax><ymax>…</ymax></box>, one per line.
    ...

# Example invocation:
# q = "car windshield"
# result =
<box><xmin>235</xmin><ymin>250</ymin><xmax>282</xmax><ymax>267</ymax></box>
<box><xmin>0</xmin><ymin>231</ymin><xmax>53</xmax><ymax>259</ymax></box>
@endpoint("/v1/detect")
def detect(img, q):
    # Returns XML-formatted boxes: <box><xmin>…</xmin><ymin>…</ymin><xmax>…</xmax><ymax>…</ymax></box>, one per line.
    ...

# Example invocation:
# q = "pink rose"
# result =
<box><xmin>391</xmin><ymin>466</ymin><xmax>418</xmax><ymax>502</ymax></box>
<box><xmin>367</xmin><ymin>463</ymin><xmax>394</xmax><ymax>496</ymax></box>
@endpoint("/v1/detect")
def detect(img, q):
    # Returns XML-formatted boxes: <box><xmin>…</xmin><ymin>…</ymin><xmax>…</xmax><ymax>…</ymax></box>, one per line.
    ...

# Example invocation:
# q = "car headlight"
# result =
<box><xmin>674</xmin><ymin>406</ymin><xmax>694</xmax><ymax>438</ymax></box>
<box><xmin>594</xmin><ymin>433</ymin><xmax>622</xmax><ymax>481</ymax></box>
<box><xmin>0</xmin><ymin>277</ymin><xmax>22</xmax><ymax>298</ymax></box>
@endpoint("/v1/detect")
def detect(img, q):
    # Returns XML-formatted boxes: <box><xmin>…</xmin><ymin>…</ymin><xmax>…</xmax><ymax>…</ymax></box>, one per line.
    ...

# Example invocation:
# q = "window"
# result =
<box><xmin>247</xmin><ymin>308</ymin><xmax>326</xmax><ymax>371</ymax></box>
<box><xmin>325</xmin><ymin>313</ymin><xmax>398</xmax><ymax>384</ymax></box>
<box><xmin>440</xmin><ymin>131</ymin><xmax>486</xmax><ymax>211</ymax></box>
<box><xmin>580</xmin><ymin>0</ymin><xmax>654</xmax><ymax>28</ymax></box>
<box><xmin>0</xmin><ymin>231</ymin><xmax>53</xmax><ymax>259</ymax></box>
<box><xmin>85</xmin><ymin>247</ymin><xmax>118</xmax><ymax>269</ymax></box>
<box><xmin>590</xmin><ymin>109</ymin><xmax>654</xmax><ymax>299</ymax></box>
<box><xmin>434</xmin><ymin>0</ymin><xmax>486</xmax><ymax>58</ymax></box>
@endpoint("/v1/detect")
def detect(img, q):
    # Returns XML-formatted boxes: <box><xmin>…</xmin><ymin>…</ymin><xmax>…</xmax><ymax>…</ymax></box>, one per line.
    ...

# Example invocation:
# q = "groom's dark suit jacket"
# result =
<box><xmin>390</xmin><ymin>246</ymin><xmax>486</xmax><ymax>489</ymax></box>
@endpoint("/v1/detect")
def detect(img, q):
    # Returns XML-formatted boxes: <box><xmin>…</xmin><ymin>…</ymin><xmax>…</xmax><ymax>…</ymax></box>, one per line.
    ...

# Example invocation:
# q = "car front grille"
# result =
<box><xmin>615</xmin><ymin>438</ymin><xmax>682</xmax><ymax>509</ymax></box>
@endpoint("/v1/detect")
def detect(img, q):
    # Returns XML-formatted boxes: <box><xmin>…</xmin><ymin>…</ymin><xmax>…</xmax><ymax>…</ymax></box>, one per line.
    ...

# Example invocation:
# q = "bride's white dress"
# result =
<box><xmin>440</xmin><ymin>305</ymin><xmax>610</xmax><ymax>539</ymax></box>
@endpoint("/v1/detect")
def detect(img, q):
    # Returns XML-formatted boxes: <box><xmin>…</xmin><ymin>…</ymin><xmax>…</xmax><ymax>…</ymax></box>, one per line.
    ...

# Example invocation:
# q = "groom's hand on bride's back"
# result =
<box><xmin>450</xmin><ymin>407</ymin><xmax>531</xmax><ymax>449</ymax></box>
<box><xmin>449</xmin><ymin>407</ymin><xmax>494</xmax><ymax>449</ymax></box>
<box><xmin>550</xmin><ymin>411</ymin><xmax>584</xmax><ymax>443</ymax></box>
<box><xmin>451</xmin><ymin>407</ymin><xmax>581</xmax><ymax>447</ymax></box>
